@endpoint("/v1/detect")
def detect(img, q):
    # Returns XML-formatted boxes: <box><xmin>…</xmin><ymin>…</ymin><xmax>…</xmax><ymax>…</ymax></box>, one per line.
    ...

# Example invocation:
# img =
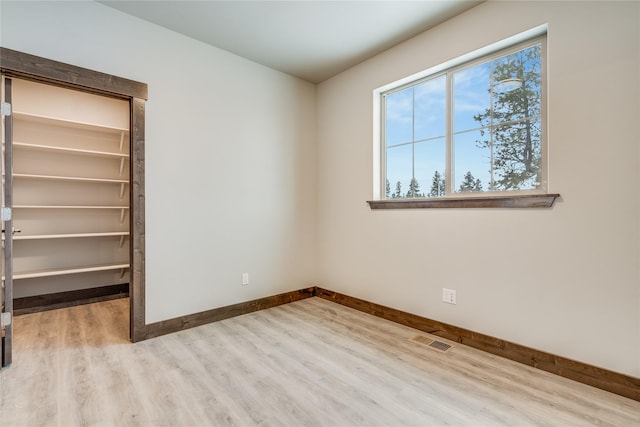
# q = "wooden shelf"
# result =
<box><xmin>13</xmin><ymin>111</ymin><xmax>129</xmax><ymax>133</ymax></box>
<box><xmin>367</xmin><ymin>194</ymin><xmax>560</xmax><ymax>209</ymax></box>
<box><xmin>14</xmin><ymin>205</ymin><xmax>129</xmax><ymax>209</ymax></box>
<box><xmin>7</xmin><ymin>263</ymin><xmax>130</xmax><ymax>280</ymax></box>
<box><xmin>14</xmin><ymin>232</ymin><xmax>129</xmax><ymax>240</ymax></box>
<box><xmin>13</xmin><ymin>173</ymin><xmax>128</xmax><ymax>184</ymax></box>
<box><xmin>13</xmin><ymin>142</ymin><xmax>129</xmax><ymax>159</ymax></box>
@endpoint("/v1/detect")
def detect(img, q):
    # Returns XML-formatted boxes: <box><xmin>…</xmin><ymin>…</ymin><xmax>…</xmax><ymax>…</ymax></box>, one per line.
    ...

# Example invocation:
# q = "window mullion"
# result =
<box><xmin>411</xmin><ymin>87</ymin><xmax>416</xmax><ymax>198</ymax></box>
<box><xmin>381</xmin><ymin>94</ymin><xmax>387</xmax><ymax>199</ymax></box>
<box><xmin>489</xmin><ymin>60</ymin><xmax>495</xmax><ymax>191</ymax></box>
<box><xmin>445</xmin><ymin>71</ymin><xmax>453</xmax><ymax>196</ymax></box>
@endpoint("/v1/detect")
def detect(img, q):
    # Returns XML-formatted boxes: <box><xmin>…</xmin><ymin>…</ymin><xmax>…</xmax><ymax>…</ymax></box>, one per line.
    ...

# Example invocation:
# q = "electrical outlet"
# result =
<box><xmin>442</xmin><ymin>288</ymin><xmax>456</xmax><ymax>304</ymax></box>
<box><xmin>242</xmin><ymin>273</ymin><xmax>249</xmax><ymax>286</ymax></box>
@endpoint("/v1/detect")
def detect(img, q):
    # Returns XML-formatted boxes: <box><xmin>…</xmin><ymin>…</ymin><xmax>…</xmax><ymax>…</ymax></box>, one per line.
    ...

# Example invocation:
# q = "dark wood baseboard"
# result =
<box><xmin>144</xmin><ymin>287</ymin><xmax>316</xmax><ymax>339</ymax></box>
<box><xmin>314</xmin><ymin>287</ymin><xmax>640</xmax><ymax>402</ymax></box>
<box><xmin>14</xmin><ymin>283</ymin><xmax>129</xmax><ymax>316</ymax></box>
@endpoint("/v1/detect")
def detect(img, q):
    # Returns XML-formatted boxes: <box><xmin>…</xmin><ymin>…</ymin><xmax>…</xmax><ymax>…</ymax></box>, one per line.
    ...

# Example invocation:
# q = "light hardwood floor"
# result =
<box><xmin>1</xmin><ymin>297</ymin><xmax>638</xmax><ymax>426</ymax></box>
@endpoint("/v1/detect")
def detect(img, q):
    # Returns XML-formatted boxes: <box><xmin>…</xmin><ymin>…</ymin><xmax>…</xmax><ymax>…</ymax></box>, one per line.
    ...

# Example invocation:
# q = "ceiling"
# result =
<box><xmin>99</xmin><ymin>1</ymin><xmax>482</xmax><ymax>83</ymax></box>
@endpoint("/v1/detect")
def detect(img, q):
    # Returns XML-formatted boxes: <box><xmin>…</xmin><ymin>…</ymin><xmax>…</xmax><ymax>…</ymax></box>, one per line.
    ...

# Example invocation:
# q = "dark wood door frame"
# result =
<box><xmin>0</xmin><ymin>47</ymin><xmax>147</xmax><ymax>343</ymax></box>
<box><xmin>2</xmin><ymin>76</ymin><xmax>15</xmax><ymax>366</ymax></box>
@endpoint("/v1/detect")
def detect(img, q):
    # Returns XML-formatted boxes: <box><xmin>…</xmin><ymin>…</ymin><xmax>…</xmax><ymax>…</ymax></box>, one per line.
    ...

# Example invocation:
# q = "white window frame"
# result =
<box><xmin>373</xmin><ymin>25</ymin><xmax>549</xmax><ymax>204</ymax></box>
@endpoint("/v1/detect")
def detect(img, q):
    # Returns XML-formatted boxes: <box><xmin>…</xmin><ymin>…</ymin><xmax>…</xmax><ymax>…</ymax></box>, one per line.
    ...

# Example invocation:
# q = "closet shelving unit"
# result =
<box><xmin>7</xmin><ymin>89</ymin><xmax>131</xmax><ymax>296</ymax></box>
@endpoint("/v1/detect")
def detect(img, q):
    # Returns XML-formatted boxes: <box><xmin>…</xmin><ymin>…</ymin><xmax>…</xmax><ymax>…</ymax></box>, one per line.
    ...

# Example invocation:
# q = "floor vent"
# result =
<box><xmin>410</xmin><ymin>335</ymin><xmax>453</xmax><ymax>353</ymax></box>
<box><xmin>428</xmin><ymin>340</ymin><xmax>452</xmax><ymax>352</ymax></box>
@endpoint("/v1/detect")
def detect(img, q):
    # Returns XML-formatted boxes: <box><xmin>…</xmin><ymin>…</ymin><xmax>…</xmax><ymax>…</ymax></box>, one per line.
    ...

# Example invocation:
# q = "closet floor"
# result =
<box><xmin>1</xmin><ymin>297</ymin><xmax>638</xmax><ymax>426</ymax></box>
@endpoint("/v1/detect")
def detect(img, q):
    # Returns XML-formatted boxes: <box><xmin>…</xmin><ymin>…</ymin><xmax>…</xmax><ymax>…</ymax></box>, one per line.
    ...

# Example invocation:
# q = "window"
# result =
<box><xmin>380</xmin><ymin>36</ymin><xmax>548</xmax><ymax>205</ymax></box>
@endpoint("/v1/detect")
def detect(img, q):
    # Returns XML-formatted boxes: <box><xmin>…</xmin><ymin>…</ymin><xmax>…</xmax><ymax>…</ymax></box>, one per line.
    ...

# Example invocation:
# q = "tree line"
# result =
<box><xmin>386</xmin><ymin>170</ymin><xmax>482</xmax><ymax>199</ymax></box>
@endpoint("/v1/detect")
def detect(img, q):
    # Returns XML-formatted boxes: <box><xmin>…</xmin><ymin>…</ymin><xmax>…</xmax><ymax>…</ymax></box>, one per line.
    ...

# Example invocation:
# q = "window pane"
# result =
<box><xmin>386</xmin><ymin>144</ymin><xmax>412</xmax><ymax>198</ymax></box>
<box><xmin>453</xmin><ymin>130</ymin><xmax>491</xmax><ymax>193</ymax></box>
<box><xmin>453</xmin><ymin>43</ymin><xmax>543</xmax><ymax>193</ymax></box>
<box><xmin>415</xmin><ymin>138</ymin><xmax>445</xmax><ymax>197</ymax></box>
<box><xmin>385</xmin><ymin>88</ymin><xmax>413</xmax><ymax>147</ymax></box>
<box><xmin>453</xmin><ymin>63</ymin><xmax>490</xmax><ymax>133</ymax></box>
<box><xmin>414</xmin><ymin>76</ymin><xmax>446</xmax><ymax>142</ymax></box>
<box><xmin>491</xmin><ymin>117</ymin><xmax>542</xmax><ymax>190</ymax></box>
<box><xmin>453</xmin><ymin>43</ymin><xmax>542</xmax><ymax>130</ymax></box>
<box><xmin>491</xmin><ymin>44</ymin><xmax>542</xmax><ymax>126</ymax></box>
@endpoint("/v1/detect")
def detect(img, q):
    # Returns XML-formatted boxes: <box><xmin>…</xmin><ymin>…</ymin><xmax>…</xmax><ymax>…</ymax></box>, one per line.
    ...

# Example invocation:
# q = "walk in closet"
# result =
<box><xmin>8</xmin><ymin>79</ymin><xmax>131</xmax><ymax>300</ymax></box>
<box><xmin>2</xmin><ymin>47</ymin><xmax>147</xmax><ymax>367</ymax></box>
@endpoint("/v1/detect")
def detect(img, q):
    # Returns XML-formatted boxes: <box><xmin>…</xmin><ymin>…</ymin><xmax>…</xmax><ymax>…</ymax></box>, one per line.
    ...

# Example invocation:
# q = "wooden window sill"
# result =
<box><xmin>367</xmin><ymin>194</ymin><xmax>560</xmax><ymax>209</ymax></box>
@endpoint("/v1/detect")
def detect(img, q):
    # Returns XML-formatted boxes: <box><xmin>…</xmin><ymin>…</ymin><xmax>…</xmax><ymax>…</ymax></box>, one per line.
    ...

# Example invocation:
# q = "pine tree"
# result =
<box><xmin>459</xmin><ymin>171</ymin><xmax>483</xmax><ymax>192</ymax></box>
<box><xmin>429</xmin><ymin>171</ymin><xmax>445</xmax><ymax>197</ymax></box>
<box><xmin>473</xmin><ymin>44</ymin><xmax>542</xmax><ymax>190</ymax></box>
<box><xmin>392</xmin><ymin>181</ymin><xmax>403</xmax><ymax>199</ymax></box>
<box><xmin>385</xmin><ymin>179</ymin><xmax>391</xmax><ymax>199</ymax></box>
<box><xmin>405</xmin><ymin>177</ymin><xmax>423</xmax><ymax>198</ymax></box>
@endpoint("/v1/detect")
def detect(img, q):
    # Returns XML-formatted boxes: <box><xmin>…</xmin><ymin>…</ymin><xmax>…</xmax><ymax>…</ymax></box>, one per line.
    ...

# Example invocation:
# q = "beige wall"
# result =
<box><xmin>316</xmin><ymin>1</ymin><xmax>640</xmax><ymax>377</ymax></box>
<box><xmin>1</xmin><ymin>1</ymin><xmax>317</xmax><ymax>323</ymax></box>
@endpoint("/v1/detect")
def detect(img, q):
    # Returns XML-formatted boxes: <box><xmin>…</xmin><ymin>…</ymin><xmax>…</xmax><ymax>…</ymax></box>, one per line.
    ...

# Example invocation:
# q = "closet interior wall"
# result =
<box><xmin>9</xmin><ymin>78</ymin><xmax>130</xmax><ymax>298</ymax></box>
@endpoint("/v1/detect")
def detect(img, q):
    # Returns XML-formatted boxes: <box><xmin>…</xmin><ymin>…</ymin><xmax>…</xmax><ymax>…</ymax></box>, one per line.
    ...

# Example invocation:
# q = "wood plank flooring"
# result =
<box><xmin>1</xmin><ymin>297</ymin><xmax>638</xmax><ymax>426</ymax></box>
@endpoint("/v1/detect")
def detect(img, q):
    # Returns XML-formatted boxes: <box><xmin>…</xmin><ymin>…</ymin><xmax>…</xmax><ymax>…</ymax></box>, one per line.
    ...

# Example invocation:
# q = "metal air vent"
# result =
<box><xmin>410</xmin><ymin>335</ymin><xmax>453</xmax><ymax>353</ymax></box>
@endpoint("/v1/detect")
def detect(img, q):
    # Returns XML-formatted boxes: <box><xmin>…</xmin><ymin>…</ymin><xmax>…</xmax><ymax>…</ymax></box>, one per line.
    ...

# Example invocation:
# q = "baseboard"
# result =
<box><xmin>144</xmin><ymin>287</ymin><xmax>316</xmax><ymax>339</ymax></box>
<box><xmin>13</xmin><ymin>283</ymin><xmax>129</xmax><ymax>316</ymax></box>
<box><xmin>314</xmin><ymin>287</ymin><xmax>640</xmax><ymax>402</ymax></box>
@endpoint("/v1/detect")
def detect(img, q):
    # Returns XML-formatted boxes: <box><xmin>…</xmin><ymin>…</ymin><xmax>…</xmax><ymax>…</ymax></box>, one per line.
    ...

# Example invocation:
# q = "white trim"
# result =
<box><xmin>375</xmin><ymin>24</ymin><xmax>548</xmax><ymax>95</ymax></box>
<box><xmin>372</xmin><ymin>91</ymin><xmax>382</xmax><ymax>200</ymax></box>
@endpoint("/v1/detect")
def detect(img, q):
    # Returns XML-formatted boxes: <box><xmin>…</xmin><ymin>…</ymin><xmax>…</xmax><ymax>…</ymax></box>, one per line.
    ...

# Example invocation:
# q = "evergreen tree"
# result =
<box><xmin>392</xmin><ymin>181</ymin><xmax>403</xmax><ymax>199</ymax></box>
<box><xmin>405</xmin><ymin>178</ymin><xmax>423</xmax><ymax>198</ymax></box>
<box><xmin>429</xmin><ymin>171</ymin><xmax>445</xmax><ymax>197</ymax></box>
<box><xmin>385</xmin><ymin>179</ymin><xmax>391</xmax><ymax>199</ymax></box>
<box><xmin>458</xmin><ymin>171</ymin><xmax>483</xmax><ymax>192</ymax></box>
<box><xmin>473</xmin><ymin>44</ymin><xmax>542</xmax><ymax>190</ymax></box>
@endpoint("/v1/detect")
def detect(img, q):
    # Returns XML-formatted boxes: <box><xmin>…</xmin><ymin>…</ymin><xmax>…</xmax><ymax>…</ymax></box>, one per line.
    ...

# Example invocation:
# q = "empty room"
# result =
<box><xmin>1</xmin><ymin>1</ymin><xmax>639</xmax><ymax>426</ymax></box>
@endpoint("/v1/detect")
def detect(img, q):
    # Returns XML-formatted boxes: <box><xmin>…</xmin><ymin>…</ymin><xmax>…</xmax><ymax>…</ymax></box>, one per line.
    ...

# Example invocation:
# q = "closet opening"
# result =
<box><xmin>1</xmin><ymin>48</ymin><xmax>147</xmax><ymax>367</ymax></box>
<box><xmin>10</xmin><ymin>78</ymin><xmax>131</xmax><ymax>309</ymax></box>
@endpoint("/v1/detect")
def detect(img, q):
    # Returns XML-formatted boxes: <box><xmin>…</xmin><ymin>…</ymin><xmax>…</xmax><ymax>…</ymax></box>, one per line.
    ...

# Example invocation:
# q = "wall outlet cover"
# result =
<box><xmin>442</xmin><ymin>288</ymin><xmax>456</xmax><ymax>304</ymax></box>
